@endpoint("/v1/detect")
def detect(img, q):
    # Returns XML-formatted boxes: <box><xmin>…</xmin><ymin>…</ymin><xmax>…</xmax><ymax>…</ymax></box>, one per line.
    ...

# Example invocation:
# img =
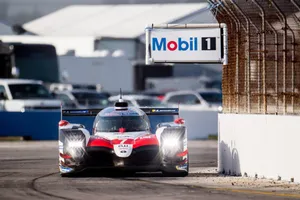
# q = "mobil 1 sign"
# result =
<box><xmin>146</xmin><ymin>26</ymin><xmax>224</xmax><ymax>64</ymax></box>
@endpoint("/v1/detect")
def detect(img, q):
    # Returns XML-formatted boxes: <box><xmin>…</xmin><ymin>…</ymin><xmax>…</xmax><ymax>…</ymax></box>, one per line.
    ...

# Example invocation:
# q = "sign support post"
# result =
<box><xmin>145</xmin><ymin>23</ymin><xmax>228</xmax><ymax>174</ymax></box>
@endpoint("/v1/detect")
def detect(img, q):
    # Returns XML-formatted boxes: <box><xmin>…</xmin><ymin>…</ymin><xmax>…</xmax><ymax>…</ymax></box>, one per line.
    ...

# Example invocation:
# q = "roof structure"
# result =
<box><xmin>0</xmin><ymin>22</ymin><xmax>14</xmax><ymax>35</ymax></box>
<box><xmin>23</xmin><ymin>3</ymin><xmax>211</xmax><ymax>38</ymax></box>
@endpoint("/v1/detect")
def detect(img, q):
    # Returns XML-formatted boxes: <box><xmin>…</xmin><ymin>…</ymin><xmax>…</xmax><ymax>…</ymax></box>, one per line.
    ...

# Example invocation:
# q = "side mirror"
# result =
<box><xmin>0</xmin><ymin>92</ymin><xmax>6</xmax><ymax>100</ymax></box>
<box><xmin>195</xmin><ymin>99</ymin><xmax>201</xmax><ymax>104</ymax></box>
<box><xmin>156</xmin><ymin>123</ymin><xmax>162</xmax><ymax>129</ymax></box>
<box><xmin>156</xmin><ymin>123</ymin><xmax>171</xmax><ymax>130</ymax></box>
<box><xmin>174</xmin><ymin>118</ymin><xmax>185</xmax><ymax>124</ymax></box>
<box><xmin>51</xmin><ymin>92</ymin><xmax>56</xmax><ymax>98</ymax></box>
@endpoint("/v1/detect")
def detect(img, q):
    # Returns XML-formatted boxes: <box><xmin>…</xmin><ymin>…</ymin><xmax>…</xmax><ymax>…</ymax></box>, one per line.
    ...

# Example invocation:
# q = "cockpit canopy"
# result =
<box><xmin>93</xmin><ymin>107</ymin><xmax>151</xmax><ymax>133</ymax></box>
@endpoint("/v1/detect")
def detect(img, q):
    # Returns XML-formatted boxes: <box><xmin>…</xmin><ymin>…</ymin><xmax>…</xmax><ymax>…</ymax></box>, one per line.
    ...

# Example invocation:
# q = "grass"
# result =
<box><xmin>208</xmin><ymin>134</ymin><xmax>218</xmax><ymax>140</ymax></box>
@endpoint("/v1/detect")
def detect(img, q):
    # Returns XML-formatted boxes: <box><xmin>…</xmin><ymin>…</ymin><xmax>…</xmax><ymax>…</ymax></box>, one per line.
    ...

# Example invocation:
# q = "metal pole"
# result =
<box><xmin>222</xmin><ymin>23</ymin><xmax>229</xmax><ymax>112</ymax></box>
<box><xmin>291</xmin><ymin>0</ymin><xmax>300</xmax><ymax>113</ymax></box>
<box><xmin>257</xmin><ymin>33</ymin><xmax>261</xmax><ymax>113</ymax></box>
<box><xmin>207</xmin><ymin>0</ymin><xmax>227</xmax><ymax>174</ymax></box>
<box><xmin>293</xmin><ymin>14</ymin><xmax>300</xmax><ymax>26</ymax></box>
<box><xmin>289</xmin><ymin>26</ymin><xmax>295</xmax><ymax>113</ymax></box>
<box><xmin>222</xmin><ymin>23</ymin><xmax>228</xmax><ymax>66</ymax></box>
<box><xmin>266</xmin><ymin>21</ymin><xmax>278</xmax><ymax>114</ymax></box>
<box><xmin>145</xmin><ymin>25</ymin><xmax>152</xmax><ymax>65</ymax></box>
<box><xmin>230</xmin><ymin>0</ymin><xmax>251</xmax><ymax>114</ymax></box>
<box><xmin>252</xmin><ymin>0</ymin><xmax>266</xmax><ymax>114</ymax></box>
<box><xmin>269</xmin><ymin>0</ymin><xmax>287</xmax><ymax>114</ymax></box>
<box><xmin>291</xmin><ymin>0</ymin><xmax>300</xmax><ymax>10</ymax></box>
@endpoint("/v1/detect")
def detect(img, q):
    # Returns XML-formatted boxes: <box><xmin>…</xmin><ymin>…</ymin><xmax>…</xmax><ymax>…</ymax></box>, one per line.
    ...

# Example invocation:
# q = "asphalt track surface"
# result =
<box><xmin>0</xmin><ymin>141</ymin><xmax>293</xmax><ymax>200</ymax></box>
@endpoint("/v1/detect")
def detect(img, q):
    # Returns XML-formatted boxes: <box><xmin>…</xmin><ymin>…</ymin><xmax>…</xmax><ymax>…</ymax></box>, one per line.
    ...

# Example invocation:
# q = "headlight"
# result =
<box><xmin>66</xmin><ymin>139</ymin><xmax>85</xmax><ymax>159</ymax></box>
<box><xmin>161</xmin><ymin>135</ymin><xmax>182</xmax><ymax>156</ymax></box>
<box><xmin>162</xmin><ymin>136</ymin><xmax>180</xmax><ymax>149</ymax></box>
<box><xmin>67</xmin><ymin>140</ymin><xmax>84</xmax><ymax>148</ymax></box>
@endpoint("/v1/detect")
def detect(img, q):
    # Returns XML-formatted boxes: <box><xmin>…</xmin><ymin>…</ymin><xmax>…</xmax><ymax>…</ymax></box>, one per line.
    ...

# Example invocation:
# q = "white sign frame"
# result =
<box><xmin>145</xmin><ymin>23</ymin><xmax>228</xmax><ymax>65</ymax></box>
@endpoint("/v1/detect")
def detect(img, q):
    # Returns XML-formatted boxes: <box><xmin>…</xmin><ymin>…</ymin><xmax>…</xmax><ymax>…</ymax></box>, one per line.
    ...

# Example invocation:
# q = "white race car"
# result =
<box><xmin>58</xmin><ymin>96</ymin><xmax>188</xmax><ymax>177</ymax></box>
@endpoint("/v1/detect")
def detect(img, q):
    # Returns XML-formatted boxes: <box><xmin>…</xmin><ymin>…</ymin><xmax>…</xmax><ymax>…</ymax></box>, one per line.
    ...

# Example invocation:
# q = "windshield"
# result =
<box><xmin>199</xmin><ymin>92</ymin><xmax>222</xmax><ymax>104</ymax></box>
<box><xmin>136</xmin><ymin>99</ymin><xmax>167</xmax><ymax>107</ymax></box>
<box><xmin>72</xmin><ymin>92</ymin><xmax>110</xmax><ymax>106</ymax></box>
<box><xmin>9</xmin><ymin>83</ymin><xmax>53</xmax><ymax>99</ymax></box>
<box><xmin>95</xmin><ymin>115</ymin><xmax>150</xmax><ymax>132</ymax></box>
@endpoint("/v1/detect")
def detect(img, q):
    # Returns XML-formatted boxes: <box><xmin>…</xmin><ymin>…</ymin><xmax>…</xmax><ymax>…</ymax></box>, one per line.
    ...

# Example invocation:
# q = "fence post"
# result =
<box><xmin>269</xmin><ymin>0</ymin><xmax>287</xmax><ymax>114</ymax></box>
<box><xmin>290</xmin><ymin>0</ymin><xmax>299</xmax><ymax>114</ymax></box>
<box><xmin>252</xmin><ymin>0</ymin><xmax>266</xmax><ymax>114</ymax></box>
<box><xmin>266</xmin><ymin>21</ymin><xmax>279</xmax><ymax>114</ymax></box>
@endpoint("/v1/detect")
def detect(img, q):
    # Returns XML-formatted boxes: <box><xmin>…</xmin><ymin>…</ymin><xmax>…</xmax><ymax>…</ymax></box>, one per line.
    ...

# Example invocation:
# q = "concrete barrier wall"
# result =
<box><xmin>180</xmin><ymin>107</ymin><xmax>218</xmax><ymax>139</ymax></box>
<box><xmin>219</xmin><ymin>113</ymin><xmax>300</xmax><ymax>182</ymax></box>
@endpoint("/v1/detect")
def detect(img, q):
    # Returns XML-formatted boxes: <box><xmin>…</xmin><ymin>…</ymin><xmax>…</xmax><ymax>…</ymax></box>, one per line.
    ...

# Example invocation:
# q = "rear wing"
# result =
<box><xmin>62</xmin><ymin>108</ymin><xmax>179</xmax><ymax>117</ymax></box>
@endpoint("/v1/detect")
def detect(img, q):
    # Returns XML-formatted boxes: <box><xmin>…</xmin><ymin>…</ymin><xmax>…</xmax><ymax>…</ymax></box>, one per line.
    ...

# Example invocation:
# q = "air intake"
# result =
<box><xmin>114</xmin><ymin>101</ymin><xmax>128</xmax><ymax>109</ymax></box>
<box><xmin>115</xmin><ymin>88</ymin><xmax>128</xmax><ymax>110</ymax></box>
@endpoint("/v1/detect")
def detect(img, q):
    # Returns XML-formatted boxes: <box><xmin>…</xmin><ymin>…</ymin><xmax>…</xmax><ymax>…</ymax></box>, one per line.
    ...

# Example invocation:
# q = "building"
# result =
<box><xmin>0</xmin><ymin>3</ymin><xmax>222</xmax><ymax>89</ymax></box>
<box><xmin>0</xmin><ymin>0</ymin><xmax>208</xmax><ymax>25</ymax></box>
<box><xmin>22</xmin><ymin>3</ymin><xmax>217</xmax><ymax>61</ymax></box>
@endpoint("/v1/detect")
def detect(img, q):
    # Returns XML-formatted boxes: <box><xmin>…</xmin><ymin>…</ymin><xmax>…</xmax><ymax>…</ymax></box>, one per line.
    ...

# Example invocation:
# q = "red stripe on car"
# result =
<box><xmin>176</xmin><ymin>150</ymin><xmax>188</xmax><ymax>157</ymax></box>
<box><xmin>134</xmin><ymin>134</ymin><xmax>159</xmax><ymax>148</ymax></box>
<box><xmin>87</xmin><ymin>138</ymin><xmax>113</xmax><ymax>148</ymax></box>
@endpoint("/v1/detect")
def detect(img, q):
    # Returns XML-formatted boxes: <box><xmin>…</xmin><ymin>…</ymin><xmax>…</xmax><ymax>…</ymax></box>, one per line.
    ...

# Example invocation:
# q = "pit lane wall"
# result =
<box><xmin>180</xmin><ymin>107</ymin><xmax>218</xmax><ymax>139</ymax></box>
<box><xmin>0</xmin><ymin>109</ymin><xmax>218</xmax><ymax>140</ymax></box>
<box><xmin>219</xmin><ymin>113</ymin><xmax>300</xmax><ymax>183</ymax></box>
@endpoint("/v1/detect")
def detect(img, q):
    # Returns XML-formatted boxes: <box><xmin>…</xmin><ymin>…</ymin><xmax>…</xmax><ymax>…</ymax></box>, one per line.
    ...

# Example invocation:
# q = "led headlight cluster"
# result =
<box><xmin>66</xmin><ymin>139</ymin><xmax>85</xmax><ymax>159</ymax></box>
<box><xmin>161</xmin><ymin>134</ymin><xmax>182</xmax><ymax>156</ymax></box>
<box><xmin>67</xmin><ymin>140</ymin><xmax>84</xmax><ymax>148</ymax></box>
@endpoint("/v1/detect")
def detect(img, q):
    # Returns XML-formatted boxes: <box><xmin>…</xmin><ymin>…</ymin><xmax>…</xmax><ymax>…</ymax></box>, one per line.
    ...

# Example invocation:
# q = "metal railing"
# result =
<box><xmin>209</xmin><ymin>0</ymin><xmax>300</xmax><ymax>115</ymax></box>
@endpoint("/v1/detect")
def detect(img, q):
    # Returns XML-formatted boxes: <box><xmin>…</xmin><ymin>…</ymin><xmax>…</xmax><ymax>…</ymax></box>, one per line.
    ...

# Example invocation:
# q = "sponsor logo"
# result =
<box><xmin>152</xmin><ymin>109</ymin><xmax>177</xmax><ymax>112</ymax></box>
<box><xmin>114</xmin><ymin>143</ymin><xmax>133</xmax><ymax>158</ymax></box>
<box><xmin>116</xmin><ymin>135</ymin><xmax>131</xmax><ymax>139</ymax></box>
<box><xmin>152</xmin><ymin>37</ymin><xmax>198</xmax><ymax>51</ymax></box>
<box><xmin>118</xmin><ymin>144</ymin><xmax>129</xmax><ymax>148</ymax></box>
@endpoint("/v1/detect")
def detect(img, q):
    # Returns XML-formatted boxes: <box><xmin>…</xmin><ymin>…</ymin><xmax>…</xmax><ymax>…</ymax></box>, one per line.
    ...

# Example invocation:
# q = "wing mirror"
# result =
<box><xmin>195</xmin><ymin>99</ymin><xmax>201</xmax><ymax>104</ymax></box>
<box><xmin>174</xmin><ymin>118</ymin><xmax>185</xmax><ymax>124</ymax></box>
<box><xmin>51</xmin><ymin>92</ymin><xmax>57</xmax><ymax>98</ymax></box>
<box><xmin>0</xmin><ymin>92</ymin><xmax>7</xmax><ymax>100</ymax></box>
<box><xmin>156</xmin><ymin>123</ymin><xmax>163</xmax><ymax>129</ymax></box>
<box><xmin>156</xmin><ymin>123</ymin><xmax>171</xmax><ymax>129</ymax></box>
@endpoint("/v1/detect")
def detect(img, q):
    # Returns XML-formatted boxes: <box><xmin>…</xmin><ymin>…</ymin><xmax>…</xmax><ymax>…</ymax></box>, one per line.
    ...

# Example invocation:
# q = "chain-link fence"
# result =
<box><xmin>208</xmin><ymin>0</ymin><xmax>300</xmax><ymax>115</ymax></box>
